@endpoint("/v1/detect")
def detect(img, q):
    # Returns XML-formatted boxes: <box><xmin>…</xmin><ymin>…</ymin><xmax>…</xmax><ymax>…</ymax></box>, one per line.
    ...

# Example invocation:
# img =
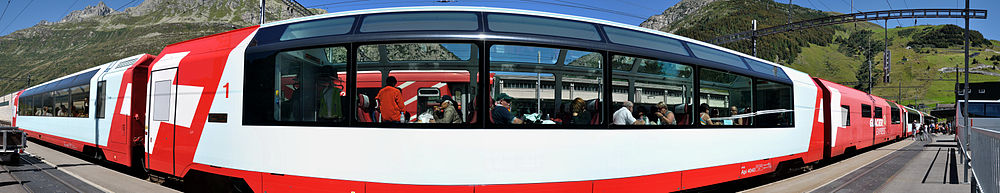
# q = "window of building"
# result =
<box><xmin>754</xmin><ymin>80</ymin><xmax>794</xmax><ymax>127</ymax></box>
<box><xmin>361</xmin><ymin>12</ymin><xmax>479</xmax><ymax>33</ymax></box>
<box><xmin>841</xmin><ymin>105</ymin><xmax>851</xmax><ymax>126</ymax></box>
<box><xmin>698</xmin><ymin>68</ymin><xmax>752</xmax><ymax>126</ymax></box>
<box><xmin>274</xmin><ymin>46</ymin><xmax>349</xmax><ymax>123</ymax></box>
<box><xmin>490</xmin><ymin>44</ymin><xmax>602</xmax><ymax>125</ymax></box>
<box><xmin>861</xmin><ymin>104</ymin><xmax>872</xmax><ymax>118</ymax></box>
<box><xmin>611</xmin><ymin>55</ymin><xmax>693</xmax><ymax>126</ymax></box>
<box><xmin>489</xmin><ymin>14</ymin><xmax>601</xmax><ymax>41</ymax></box>
<box><xmin>356</xmin><ymin>43</ymin><xmax>479</xmax><ymax>124</ymax></box>
<box><xmin>96</xmin><ymin>81</ymin><xmax>106</xmax><ymax>119</ymax></box>
<box><xmin>874</xmin><ymin>107</ymin><xmax>883</xmax><ymax>118</ymax></box>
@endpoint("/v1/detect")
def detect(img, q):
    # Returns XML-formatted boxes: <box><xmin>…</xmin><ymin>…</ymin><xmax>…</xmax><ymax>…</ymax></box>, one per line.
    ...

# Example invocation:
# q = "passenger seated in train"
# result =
<box><xmin>699</xmin><ymin>103</ymin><xmax>718</xmax><ymax>125</ymax></box>
<box><xmin>612</xmin><ymin>101</ymin><xmax>644</xmax><ymax>125</ymax></box>
<box><xmin>569</xmin><ymin>98</ymin><xmax>591</xmax><ymax>125</ymax></box>
<box><xmin>653</xmin><ymin>102</ymin><xmax>676</xmax><ymax>125</ymax></box>
<box><xmin>491</xmin><ymin>93</ymin><xmax>522</xmax><ymax>124</ymax></box>
<box><xmin>375</xmin><ymin>76</ymin><xmax>405</xmax><ymax>123</ymax></box>
<box><xmin>432</xmin><ymin>95</ymin><xmax>461</xmax><ymax>123</ymax></box>
<box><xmin>729</xmin><ymin>106</ymin><xmax>743</xmax><ymax>125</ymax></box>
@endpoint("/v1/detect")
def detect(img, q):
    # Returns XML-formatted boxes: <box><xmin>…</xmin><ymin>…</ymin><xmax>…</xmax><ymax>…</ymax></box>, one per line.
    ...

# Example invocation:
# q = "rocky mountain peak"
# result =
<box><xmin>639</xmin><ymin>0</ymin><xmax>719</xmax><ymax>32</ymax></box>
<box><xmin>61</xmin><ymin>1</ymin><xmax>115</xmax><ymax>23</ymax></box>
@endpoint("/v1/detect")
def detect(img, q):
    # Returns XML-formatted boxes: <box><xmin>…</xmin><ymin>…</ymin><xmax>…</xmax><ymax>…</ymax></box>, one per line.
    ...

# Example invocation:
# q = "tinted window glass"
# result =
<box><xmin>984</xmin><ymin>103</ymin><xmax>1000</xmax><ymax>118</ymax></box>
<box><xmin>96</xmin><ymin>81</ymin><xmax>106</xmax><ymax>118</ymax></box>
<box><xmin>280</xmin><ymin>17</ymin><xmax>355</xmax><ymax>41</ymax></box>
<box><xmin>357</xmin><ymin>43</ymin><xmax>479</xmax><ymax>124</ymax></box>
<box><xmin>745</xmin><ymin>58</ymin><xmax>787</xmax><ymax>79</ymax></box>
<box><xmin>71</xmin><ymin>85</ymin><xmax>89</xmax><ymax>117</ymax></box>
<box><xmin>874</xmin><ymin>107</ymin><xmax>883</xmax><ymax>118</ymax></box>
<box><xmin>890</xmin><ymin>107</ymin><xmax>901</xmax><ymax>124</ymax></box>
<box><xmin>490</xmin><ymin>44</ymin><xmax>603</xmax><ymax>125</ymax></box>
<box><xmin>18</xmin><ymin>95</ymin><xmax>32</xmax><ymax>116</ymax></box>
<box><xmin>603</xmin><ymin>26</ymin><xmax>688</xmax><ymax>56</ymax></box>
<box><xmin>611</xmin><ymin>55</ymin><xmax>693</xmax><ymax>126</ymax></box>
<box><xmin>488</xmin><ymin>14</ymin><xmax>601</xmax><ymax>41</ymax></box>
<box><xmin>754</xmin><ymin>80</ymin><xmax>794</xmax><ymax>127</ymax></box>
<box><xmin>275</xmin><ymin>46</ymin><xmax>348</xmax><ymax>122</ymax></box>
<box><xmin>861</xmin><ymin>104</ymin><xmax>872</xmax><ymax>118</ymax></box>
<box><xmin>361</xmin><ymin>12</ymin><xmax>478</xmax><ymax>32</ymax></box>
<box><xmin>698</xmin><ymin>68</ymin><xmax>752</xmax><ymax>126</ymax></box>
<box><xmin>688</xmin><ymin>43</ymin><xmax>748</xmax><ymax>69</ymax></box>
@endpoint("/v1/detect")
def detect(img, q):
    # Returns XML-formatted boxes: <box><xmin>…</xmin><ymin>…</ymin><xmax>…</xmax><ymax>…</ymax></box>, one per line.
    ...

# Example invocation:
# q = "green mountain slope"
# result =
<box><xmin>0</xmin><ymin>0</ymin><xmax>324</xmax><ymax>94</ymax></box>
<box><xmin>642</xmin><ymin>0</ymin><xmax>999</xmax><ymax>109</ymax></box>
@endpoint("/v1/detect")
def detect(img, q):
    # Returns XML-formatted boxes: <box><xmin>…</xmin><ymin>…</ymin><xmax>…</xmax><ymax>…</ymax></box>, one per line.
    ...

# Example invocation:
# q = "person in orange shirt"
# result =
<box><xmin>376</xmin><ymin>76</ymin><xmax>405</xmax><ymax>123</ymax></box>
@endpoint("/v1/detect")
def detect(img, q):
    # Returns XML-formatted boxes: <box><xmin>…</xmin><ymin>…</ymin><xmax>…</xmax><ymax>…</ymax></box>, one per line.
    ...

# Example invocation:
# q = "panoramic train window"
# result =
<box><xmin>18</xmin><ymin>95</ymin><xmax>32</xmax><ymax>116</ymax></box>
<box><xmin>688</xmin><ymin>43</ymin><xmax>748</xmax><ymax>70</ymax></box>
<box><xmin>355</xmin><ymin>43</ymin><xmax>479</xmax><ymax>124</ymax></box>
<box><xmin>874</xmin><ymin>107</ymin><xmax>883</xmax><ymax>118</ymax></box>
<box><xmin>602</xmin><ymin>26</ymin><xmax>688</xmax><ymax>56</ymax></box>
<box><xmin>489</xmin><ymin>44</ymin><xmax>603</xmax><ymax>125</ymax></box>
<box><xmin>754</xmin><ymin>80</ymin><xmax>794</xmax><ymax>127</ymax></box>
<box><xmin>611</xmin><ymin>55</ymin><xmax>693</xmax><ymax>126</ymax></box>
<box><xmin>53</xmin><ymin>89</ymin><xmax>71</xmax><ymax>117</ymax></box>
<box><xmin>745</xmin><ymin>58</ymin><xmax>787</xmax><ymax>79</ymax></box>
<box><xmin>487</xmin><ymin>14</ymin><xmax>601</xmax><ymax>41</ymax></box>
<box><xmin>274</xmin><ymin>46</ymin><xmax>348</xmax><ymax>123</ymax></box>
<box><xmin>698</xmin><ymin>68</ymin><xmax>751</xmax><ymax>126</ymax></box>
<box><xmin>279</xmin><ymin>16</ymin><xmax>354</xmax><ymax>41</ymax></box>
<box><xmin>841</xmin><ymin>105</ymin><xmax>851</xmax><ymax>126</ymax></box>
<box><xmin>96</xmin><ymin>81</ymin><xmax>106</xmax><ymax>119</ymax></box>
<box><xmin>360</xmin><ymin>12</ymin><xmax>478</xmax><ymax>33</ymax></box>
<box><xmin>861</xmin><ymin>104</ymin><xmax>872</xmax><ymax>118</ymax></box>
<box><xmin>890</xmin><ymin>107</ymin><xmax>901</xmax><ymax>124</ymax></box>
<box><xmin>40</xmin><ymin>92</ymin><xmax>53</xmax><ymax>116</ymax></box>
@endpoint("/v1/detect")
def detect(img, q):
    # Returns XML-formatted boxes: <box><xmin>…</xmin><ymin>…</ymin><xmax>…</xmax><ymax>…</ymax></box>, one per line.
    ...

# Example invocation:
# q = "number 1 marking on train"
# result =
<box><xmin>223</xmin><ymin>83</ymin><xmax>229</xmax><ymax>98</ymax></box>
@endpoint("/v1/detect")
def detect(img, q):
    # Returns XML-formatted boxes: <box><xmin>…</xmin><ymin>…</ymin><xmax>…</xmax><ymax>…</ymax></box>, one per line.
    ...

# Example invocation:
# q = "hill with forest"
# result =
<box><xmin>642</xmin><ymin>0</ymin><xmax>1000</xmax><ymax>109</ymax></box>
<box><xmin>0</xmin><ymin>0</ymin><xmax>324</xmax><ymax>93</ymax></box>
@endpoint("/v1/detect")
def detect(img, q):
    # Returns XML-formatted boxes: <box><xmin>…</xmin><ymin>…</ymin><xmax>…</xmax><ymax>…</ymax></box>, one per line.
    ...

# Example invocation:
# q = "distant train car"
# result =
<box><xmin>8</xmin><ymin>7</ymin><xmax>933</xmax><ymax>193</ymax></box>
<box><xmin>14</xmin><ymin>54</ymin><xmax>155</xmax><ymax>166</ymax></box>
<box><xmin>0</xmin><ymin>92</ymin><xmax>16</xmax><ymax>125</ymax></box>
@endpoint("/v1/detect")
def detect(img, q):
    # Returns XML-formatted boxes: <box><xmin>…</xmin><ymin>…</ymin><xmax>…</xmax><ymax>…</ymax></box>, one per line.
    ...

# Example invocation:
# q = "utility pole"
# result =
<box><xmin>962</xmin><ymin>0</ymin><xmax>971</xmax><ymax>185</ymax></box>
<box><xmin>260</xmin><ymin>0</ymin><xmax>266</xmax><ymax>24</ymax></box>
<box><xmin>752</xmin><ymin>19</ymin><xmax>757</xmax><ymax>57</ymax></box>
<box><xmin>788</xmin><ymin>0</ymin><xmax>793</xmax><ymax>24</ymax></box>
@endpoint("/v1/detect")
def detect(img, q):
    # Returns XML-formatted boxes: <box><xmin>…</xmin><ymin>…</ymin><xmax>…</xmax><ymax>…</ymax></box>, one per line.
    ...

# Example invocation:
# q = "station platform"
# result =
<box><xmin>742</xmin><ymin>133</ymin><xmax>971</xmax><ymax>193</ymax></box>
<box><xmin>0</xmin><ymin>140</ymin><xmax>179</xmax><ymax>193</ymax></box>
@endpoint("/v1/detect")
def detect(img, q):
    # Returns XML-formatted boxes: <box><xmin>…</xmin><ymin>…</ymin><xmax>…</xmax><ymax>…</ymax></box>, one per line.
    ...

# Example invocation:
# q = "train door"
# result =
<box><xmin>146</xmin><ymin>68</ymin><xmax>177</xmax><ymax>175</ymax></box>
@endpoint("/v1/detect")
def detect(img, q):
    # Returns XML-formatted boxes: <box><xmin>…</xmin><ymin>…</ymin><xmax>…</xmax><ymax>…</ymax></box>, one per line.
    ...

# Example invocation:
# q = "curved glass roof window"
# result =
<box><xmin>360</xmin><ymin>12</ymin><xmax>479</xmax><ymax>33</ymax></box>
<box><xmin>279</xmin><ymin>17</ymin><xmax>355</xmax><ymax>41</ymax></box>
<box><xmin>603</xmin><ymin>26</ymin><xmax>688</xmax><ymax>56</ymax></box>
<box><xmin>745</xmin><ymin>58</ymin><xmax>789</xmax><ymax>79</ymax></box>
<box><xmin>487</xmin><ymin>14</ymin><xmax>601</xmax><ymax>41</ymax></box>
<box><xmin>688</xmin><ymin>43</ymin><xmax>748</xmax><ymax>70</ymax></box>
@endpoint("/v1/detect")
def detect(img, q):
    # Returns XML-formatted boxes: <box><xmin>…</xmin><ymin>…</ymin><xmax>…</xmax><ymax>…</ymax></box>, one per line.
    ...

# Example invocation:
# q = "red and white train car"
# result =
<box><xmin>9</xmin><ymin>6</ymin><xmax>930</xmax><ymax>192</ymax></box>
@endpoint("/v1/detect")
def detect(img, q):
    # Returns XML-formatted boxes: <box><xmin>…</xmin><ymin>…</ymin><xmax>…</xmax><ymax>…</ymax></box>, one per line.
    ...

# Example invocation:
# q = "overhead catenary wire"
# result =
<box><xmin>0</xmin><ymin>0</ymin><xmax>12</xmax><ymax>24</ymax></box>
<box><xmin>0</xmin><ymin>0</ymin><xmax>32</xmax><ymax>34</ymax></box>
<box><xmin>60</xmin><ymin>0</ymin><xmax>81</xmax><ymax>22</ymax></box>
<box><xmin>115</xmin><ymin>0</ymin><xmax>140</xmax><ymax>12</ymax></box>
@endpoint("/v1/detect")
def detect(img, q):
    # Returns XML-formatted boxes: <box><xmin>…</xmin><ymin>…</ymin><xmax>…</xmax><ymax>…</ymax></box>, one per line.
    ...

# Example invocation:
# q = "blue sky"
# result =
<box><xmin>0</xmin><ymin>0</ymin><xmax>997</xmax><ymax>40</ymax></box>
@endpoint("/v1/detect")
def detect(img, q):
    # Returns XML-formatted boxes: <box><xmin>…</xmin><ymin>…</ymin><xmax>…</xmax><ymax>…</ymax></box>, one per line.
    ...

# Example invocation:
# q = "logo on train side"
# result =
<box><xmin>870</xmin><ymin>118</ymin><xmax>887</xmax><ymax>135</ymax></box>
<box><xmin>741</xmin><ymin>162</ymin><xmax>773</xmax><ymax>175</ymax></box>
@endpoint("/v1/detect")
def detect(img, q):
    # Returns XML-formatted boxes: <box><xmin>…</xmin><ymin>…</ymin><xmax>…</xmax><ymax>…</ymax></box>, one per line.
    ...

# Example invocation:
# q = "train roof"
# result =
<box><xmin>258</xmin><ymin>6</ymin><xmax>800</xmax><ymax>83</ymax></box>
<box><xmin>21</xmin><ymin>54</ymin><xmax>147</xmax><ymax>97</ymax></box>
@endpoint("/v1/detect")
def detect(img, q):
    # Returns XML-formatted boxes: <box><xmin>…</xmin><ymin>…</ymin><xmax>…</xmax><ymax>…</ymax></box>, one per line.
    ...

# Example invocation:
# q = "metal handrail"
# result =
<box><xmin>960</xmin><ymin>126</ymin><xmax>1000</xmax><ymax>193</ymax></box>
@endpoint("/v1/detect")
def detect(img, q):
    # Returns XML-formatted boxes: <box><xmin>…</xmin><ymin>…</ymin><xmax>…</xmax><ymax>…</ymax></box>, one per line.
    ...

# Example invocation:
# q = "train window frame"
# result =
<box><xmin>861</xmin><ymin>104</ymin><xmax>872</xmax><ymax>118</ymax></box>
<box><xmin>352</xmin><ymin>41</ymin><xmax>483</xmax><ymax>128</ymax></box>
<box><xmin>687</xmin><ymin>43</ymin><xmax>750</xmax><ymax>70</ymax></box>
<box><xmin>96</xmin><ymin>81</ymin><xmax>106</xmax><ymax>119</ymax></box>
<box><xmin>608</xmin><ymin>52</ymin><xmax>695</xmax><ymax>129</ymax></box>
<box><xmin>359</xmin><ymin>12</ymin><xmax>481</xmax><ymax>33</ymax></box>
<box><xmin>486</xmin><ymin>13</ymin><xmax>604</xmax><ymax>42</ymax></box>
<box><xmin>890</xmin><ymin>107</ymin><xmax>901</xmax><ymax>124</ymax></box>
<box><xmin>243</xmin><ymin>43</ymin><xmax>353</xmax><ymax>127</ymax></box>
<box><xmin>602</xmin><ymin>26</ymin><xmax>689</xmax><ymax>57</ymax></box>
<box><xmin>841</xmin><ymin>105</ymin><xmax>851</xmax><ymax>126</ymax></box>
<box><xmin>486</xmin><ymin>41</ymin><xmax>607</xmax><ymax>129</ymax></box>
<box><xmin>279</xmin><ymin>16</ymin><xmax>356</xmax><ymax>41</ymax></box>
<box><xmin>873</xmin><ymin>106</ymin><xmax>883</xmax><ymax>118</ymax></box>
<box><xmin>695</xmin><ymin>66</ymin><xmax>767</xmax><ymax>128</ymax></box>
